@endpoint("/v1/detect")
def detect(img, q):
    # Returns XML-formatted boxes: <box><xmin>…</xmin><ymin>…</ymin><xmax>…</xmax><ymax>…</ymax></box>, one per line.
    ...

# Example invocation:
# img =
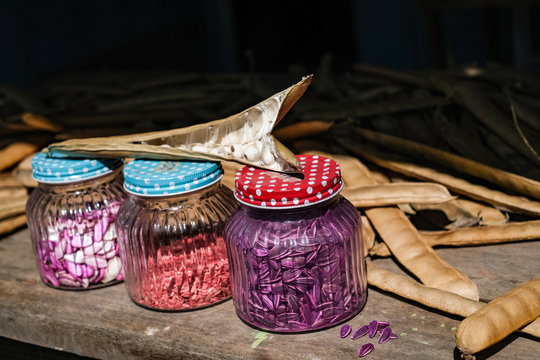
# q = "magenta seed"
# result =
<box><xmin>351</xmin><ymin>325</ymin><xmax>369</xmax><ymax>340</ymax></box>
<box><xmin>340</xmin><ymin>324</ymin><xmax>352</xmax><ymax>338</ymax></box>
<box><xmin>368</xmin><ymin>320</ymin><xmax>378</xmax><ymax>338</ymax></box>
<box><xmin>358</xmin><ymin>343</ymin><xmax>374</xmax><ymax>357</ymax></box>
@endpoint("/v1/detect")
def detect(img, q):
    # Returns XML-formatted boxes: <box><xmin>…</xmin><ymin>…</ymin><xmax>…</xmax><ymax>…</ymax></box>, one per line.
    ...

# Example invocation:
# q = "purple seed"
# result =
<box><xmin>378</xmin><ymin>327</ymin><xmax>392</xmax><ymax>344</ymax></box>
<box><xmin>358</xmin><ymin>343</ymin><xmax>374</xmax><ymax>357</ymax></box>
<box><xmin>351</xmin><ymin>325</ymin><xmax>369</xmax><ymax>340</ymax></box>
<box><xmin>389</xmin><ymin>332</ymin><xmax>398</xmax><ymax>339</ymax></box>
<box><xmin>377</xmin><ymin>321</ymin><xmax>390</xmax><ymax>330</ymax></box>
<box><xmin>340</xmin><ymin>324</ymin><xmax>352</xmax><ymax>338</ymax></box>
<box><xmin>368</xmin><ymin>320</ymin><xmax>378</xmax><ymax>338</ymax></box>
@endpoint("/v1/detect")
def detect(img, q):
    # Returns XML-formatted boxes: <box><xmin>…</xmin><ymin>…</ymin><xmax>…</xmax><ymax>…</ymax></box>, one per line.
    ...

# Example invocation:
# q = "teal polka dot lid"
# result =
<box><xmin>31</xmin><ymin>152</ymin><xmax>123</xmax><ymax>183</ymax></box>
<box><xmin>123</xmin><ymin>159</ymin><xmax>223</xmax><ymax>196</ymax></box>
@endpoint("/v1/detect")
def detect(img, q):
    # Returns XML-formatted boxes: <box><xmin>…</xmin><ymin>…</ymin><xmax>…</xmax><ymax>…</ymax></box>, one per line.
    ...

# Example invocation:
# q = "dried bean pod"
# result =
<box><xmin>456</xmin><ymin>276</ymin><xmax>540</xmax><ymax>356</ymax></box>
<box><xmin>366</xmin><ymin>261</ymin><xmax>540</xmax><ymax>338</ymax></box>
<box><xmin>48</xmin><ymin>77</ymin><xmax>314</xmax><ymax>173</ymax></box>
<box><xmin>366</xmin><ymin>207</ymin><xmax>479</xmax><ymax>300</ymax></box>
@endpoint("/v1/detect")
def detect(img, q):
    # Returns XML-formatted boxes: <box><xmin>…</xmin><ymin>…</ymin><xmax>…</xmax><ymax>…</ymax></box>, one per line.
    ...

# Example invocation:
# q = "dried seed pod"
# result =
<box><xmin>0</xmin><ymin>214</ymin><xmax>27</xmax><ymax>235</ymax></box>
<box><xmin>48</xmin><ymin>76</ymin><xmax>313</xmax><ymax>173</ymax></box>
<box><xmin>341</xmin><ymin>182</ymin><xmax>455</xmax><ymax>208</ymax></box>
<box><xmin>366</xmin><ymin>207</ymin><xmax>480</xmax><ymax>300</ymax></box>
<box><xmin>338</xmin><ymin>138</ymin><xmax>540</xmax><ymax>217</ymax></box>
<box><xmin>0</xmin><ymin>142</ymin><xmax>38</xmax><ymax>171</ymax></box>
<box><xmin>456</xmin><ymin>276</ymin><xmax>540</xmax><ymax>356</ymax></box>
<box><xmin>366</xmin><ymin>261</ymin><xmax>540</xmax><ymax>338</ymax></box>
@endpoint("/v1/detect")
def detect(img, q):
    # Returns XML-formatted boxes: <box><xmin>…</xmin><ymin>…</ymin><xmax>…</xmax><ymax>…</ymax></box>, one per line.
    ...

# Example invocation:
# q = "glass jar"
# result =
<box><xmin>116</xmin><ymin>159</ymin><xmax>237</xmax><ymax>311</ymax></box>
<box><xmin>26</xmin><ymin>152</ymin><xmax>126</xmax><ymax>290</ymax></box>
<box><xmin>224</xmin><ymin>155</ymin><xmax>367</xmax><ymax>332</ymax></box>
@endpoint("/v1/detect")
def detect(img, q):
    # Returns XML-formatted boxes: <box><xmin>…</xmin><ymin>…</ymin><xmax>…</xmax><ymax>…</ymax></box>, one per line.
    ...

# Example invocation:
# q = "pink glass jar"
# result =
<box><xmin>116</xmin><ymin>159</ymin><xmax>237</xmax><ymax>311</ymax></box>
<box><xmin>224</xmin><ymin>155</ymin><xmax>367</xmax><ymax>332</ymax></box>
<box><xmin>26</xmin><ymin>152</ymin><xmax>126</xmax><ymax>289</ymax></box>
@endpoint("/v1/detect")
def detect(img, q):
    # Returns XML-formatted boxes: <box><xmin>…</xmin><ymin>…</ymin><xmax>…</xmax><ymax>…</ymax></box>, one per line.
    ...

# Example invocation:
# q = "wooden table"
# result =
<box><xmin>0</xmin><ymin>229</ymin><xmax>538</xmax><ymax>359</ymax></box>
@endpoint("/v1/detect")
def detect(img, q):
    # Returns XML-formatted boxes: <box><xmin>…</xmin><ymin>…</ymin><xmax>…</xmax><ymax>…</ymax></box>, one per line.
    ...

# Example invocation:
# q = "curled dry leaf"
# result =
<box><xmin>48</xmin><ymin>76</ymin><xmax>313</xmax><ymax>173</ymax></box>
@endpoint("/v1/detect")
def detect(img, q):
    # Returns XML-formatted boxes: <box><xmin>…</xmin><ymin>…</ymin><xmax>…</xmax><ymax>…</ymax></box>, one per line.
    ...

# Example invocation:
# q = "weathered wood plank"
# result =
<box><xmin>0</xmin><ymin>229</ymin><xmax>538</xmax><ymax>359</ymax></box>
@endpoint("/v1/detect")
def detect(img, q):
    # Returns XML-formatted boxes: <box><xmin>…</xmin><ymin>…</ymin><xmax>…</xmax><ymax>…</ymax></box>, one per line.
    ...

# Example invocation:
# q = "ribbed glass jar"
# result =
<box><xmin>26</xmin><ymin>169</ymin><xmax>126</xmax><ymax>290</ymax></box>
<box><xmin>225</xmin><ymin>155</ymin><xmax>367</xmax><ymax>332</ymax></box>
<box><xmin>116</xmin><ymin>172</ymin><xmax>237</xmax><ymax>311</ymax></box>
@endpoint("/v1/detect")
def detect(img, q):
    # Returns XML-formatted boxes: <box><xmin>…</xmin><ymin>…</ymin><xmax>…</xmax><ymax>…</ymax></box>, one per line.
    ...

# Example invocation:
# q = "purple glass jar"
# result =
<box><xmin>224</xmin><ymin>155</ymin><xmax>367</xmax><ymax>332</ymax></box>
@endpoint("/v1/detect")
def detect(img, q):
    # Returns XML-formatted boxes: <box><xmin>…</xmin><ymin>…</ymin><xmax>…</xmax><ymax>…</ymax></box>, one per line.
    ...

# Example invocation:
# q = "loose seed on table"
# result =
<box><xmin>351</xmin><ymin>325</ymin><xmax>369</xmax><ymax>340</ymax></box>
<box><xmin>378</xmin><ymin>327</ymin><xmax>393</xmax><ymax>344</ymax></box>
<box><xmin>358</xmin><ymin>343</ymin><xmax>374</xmax><ymax>357</ymax></box>
<box><xmin>341</xmin><ymin>324</ymin><xmax>352</xmax><ymax>338</ymax></box>
<box><xmin>368</xmin><ymin>320</ymin><xmax>378</xmax><ymax>338</ymax></box>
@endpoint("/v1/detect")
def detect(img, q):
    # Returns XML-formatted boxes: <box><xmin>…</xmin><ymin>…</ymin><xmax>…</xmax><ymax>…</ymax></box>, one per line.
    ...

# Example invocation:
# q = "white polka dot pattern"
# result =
<box><xmin>123</xmin><ymin>159</ymin><xmax>222</xmax><ymax>197</ymax></box>
<box><xmin>31</xmin><ymin>152</ymin><xmax>122</xmax><ymax>184</ymax></box>
<box><xmin>234</xmin><ymin>155</ymin><xmax>342</xmax><ymax>208</ymax></box>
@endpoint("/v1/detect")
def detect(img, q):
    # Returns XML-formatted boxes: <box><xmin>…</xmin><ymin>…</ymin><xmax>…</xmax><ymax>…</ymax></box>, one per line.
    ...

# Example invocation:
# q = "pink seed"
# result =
<box><xmin>368</xmin><ymin>320</ymin><xmax>378</xmax><ymax>338</ymax></box>
<box><xmin>358</xmin><ymin>343</ymin><xmax>374</xmax><ymax>357</ymax></box>
<box><xmin>351</xmin><ymin>325</ymin><xmax>369</xmax><ymax>340</ymax></box>
<box><xmin>377</xmin><ymin>321</ymin><xmax>390</xmax><ymax>330</ymax></box>
<box><xmin>340</xmin><ymin>324</ymin><xmax>352</xmax><ymax>338</ymax></box>
<box><xmin>378</xmin><ymin>327</ymin><xmax>393</xmax><ymax>344</ymax></box>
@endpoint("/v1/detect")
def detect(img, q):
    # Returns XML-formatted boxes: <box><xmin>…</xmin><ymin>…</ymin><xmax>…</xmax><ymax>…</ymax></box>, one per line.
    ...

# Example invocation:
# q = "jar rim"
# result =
<box><xmin>36</xmin><ymin>167</ymin><xmax>122</xmax><ymax>185</ymax></box>
<box><xmin>123</xmin><ymin>172</ymin><xmax>223</xmax><ymax>198</ymax></box>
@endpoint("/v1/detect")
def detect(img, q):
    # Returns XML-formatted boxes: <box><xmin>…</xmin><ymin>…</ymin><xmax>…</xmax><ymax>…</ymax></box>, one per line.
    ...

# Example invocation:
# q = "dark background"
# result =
<box><xmin>1</xmin><ymin>0</ymin><xmax>540</xmax><ymax>86</ymax></box>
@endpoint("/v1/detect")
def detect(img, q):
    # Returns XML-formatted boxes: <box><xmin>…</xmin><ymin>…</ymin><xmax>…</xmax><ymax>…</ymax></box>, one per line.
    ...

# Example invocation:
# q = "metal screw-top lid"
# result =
<box><xmin>31</xmin><ymin>152</ymin><xmax>123</xmax><ymax>184</ymax></box>
<box><xmin>234</xmin><ymin>154</ymin><xmax>343</xmax><ymax>208</ymax></box>
<box><xmin>123</xmin><ymin>159</ymin><xmax>223</xmax><ymax>196</ymax></box>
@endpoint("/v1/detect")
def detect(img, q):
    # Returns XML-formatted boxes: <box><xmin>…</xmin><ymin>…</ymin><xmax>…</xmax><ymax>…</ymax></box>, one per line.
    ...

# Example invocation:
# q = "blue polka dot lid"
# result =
<box><xmin>123</xmin><ymin>159</ymin><xmax>223</xmax><ymax>196</ymax></box>
<box><xmin>31</xmin><ymin>152</ymin><xmax>123</xmax><ymax>183</ymax></box>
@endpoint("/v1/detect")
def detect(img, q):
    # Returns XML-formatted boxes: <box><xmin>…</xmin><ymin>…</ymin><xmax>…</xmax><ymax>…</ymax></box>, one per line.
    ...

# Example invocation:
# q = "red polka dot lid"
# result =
<box><xmin>234</xmin><ymin>155</ymin><xmax>343</xmax><ymax>208</ymax></box>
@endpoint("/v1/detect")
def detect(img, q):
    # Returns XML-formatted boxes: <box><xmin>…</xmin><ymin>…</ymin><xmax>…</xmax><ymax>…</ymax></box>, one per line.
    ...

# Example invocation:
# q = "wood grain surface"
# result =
<box><xmin>0</xmin><ymin>229</ymin><xmax>538</xmax><ymax>360</ymax></box>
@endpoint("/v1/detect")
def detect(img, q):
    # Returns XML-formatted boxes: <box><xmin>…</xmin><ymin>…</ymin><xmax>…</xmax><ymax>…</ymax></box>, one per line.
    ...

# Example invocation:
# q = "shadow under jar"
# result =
<box><xmin>225</xmin><ymin>155</ymin><xmax>367</xmax><ymax>333</ymax></box>
<box><xmin>116</xmin><ymin>159</ymin><xmax>237</xmax><ymax>311</ymax></box>
<box><xmin>26</xmin><ymin>152</ymin><xmax>126</xmax><ymax>290</ymax></box>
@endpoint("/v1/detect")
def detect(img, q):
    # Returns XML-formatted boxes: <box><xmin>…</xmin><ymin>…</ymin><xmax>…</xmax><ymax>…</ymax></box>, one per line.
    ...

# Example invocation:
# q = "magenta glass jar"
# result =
<box><xmin>26</xmin><ymin>152</ymin><xmax>126</xmax><ymax>289</ymax></box>
<box><xmin>224</xmin><ymin>155</ymin><xmax>367</xmax><ymax>332</ymax></box>
<box><xmin>115</xmin><ymin>159</ymin><xmax>237</xmax><ymax>311</ymax></box>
